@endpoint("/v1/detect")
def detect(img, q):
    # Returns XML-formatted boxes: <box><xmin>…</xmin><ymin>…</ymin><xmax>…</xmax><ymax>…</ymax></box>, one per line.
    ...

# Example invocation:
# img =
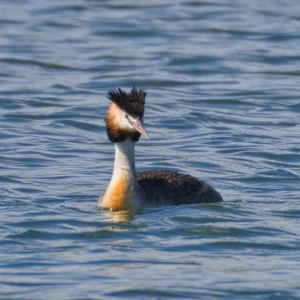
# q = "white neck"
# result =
<box><xmin>111</xmin><ymin>138</ymin><xmax>137</xmax><ymax>182</ymax></box>
<box><xmin>98</xmin><ymin>138</ymin><xmax>142</xmax><ymax>211</ymax></box>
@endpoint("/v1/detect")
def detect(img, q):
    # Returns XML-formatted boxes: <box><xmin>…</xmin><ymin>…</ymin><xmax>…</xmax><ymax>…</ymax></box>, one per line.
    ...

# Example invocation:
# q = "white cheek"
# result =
<box><xmin>116</xmin><ymin>110</ymin><xmax>135</xmax><ymax>131</ymax></box>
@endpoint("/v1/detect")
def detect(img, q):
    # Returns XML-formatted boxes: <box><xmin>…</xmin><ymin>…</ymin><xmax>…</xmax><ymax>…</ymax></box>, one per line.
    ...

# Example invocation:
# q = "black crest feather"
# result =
<box><xmin>107</xmin><ymin>87</ymin><xmax>146</xmax><ymax>118</ymax></box>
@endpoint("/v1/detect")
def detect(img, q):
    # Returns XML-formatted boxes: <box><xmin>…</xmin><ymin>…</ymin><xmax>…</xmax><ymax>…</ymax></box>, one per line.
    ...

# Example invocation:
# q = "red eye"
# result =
<box><xmin>125</xmin><ymin>114</ymin><xmax>128</xmax><ymax>119</ymax></box>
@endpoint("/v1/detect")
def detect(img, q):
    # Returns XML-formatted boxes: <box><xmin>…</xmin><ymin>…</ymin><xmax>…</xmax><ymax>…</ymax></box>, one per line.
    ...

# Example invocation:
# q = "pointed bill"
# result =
<box><xmin>132</xmin><ymin>118</ymin><xmax>150</xmax><ymax>139</ymax></box>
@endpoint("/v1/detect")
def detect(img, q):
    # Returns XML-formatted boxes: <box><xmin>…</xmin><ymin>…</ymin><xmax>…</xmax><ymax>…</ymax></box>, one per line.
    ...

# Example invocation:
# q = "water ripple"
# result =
<box><xmin>1</xmin><ymin>0</ymin><xmax>300</xmax><ymax>299</ymax></box>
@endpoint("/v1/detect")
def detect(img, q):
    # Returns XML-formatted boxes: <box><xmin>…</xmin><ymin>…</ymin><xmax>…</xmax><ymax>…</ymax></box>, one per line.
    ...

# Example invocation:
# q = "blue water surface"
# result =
<box><xmin>1</xmin><ymin>0</ymin><xmax>300</xmax><ymax>299</ymax></box>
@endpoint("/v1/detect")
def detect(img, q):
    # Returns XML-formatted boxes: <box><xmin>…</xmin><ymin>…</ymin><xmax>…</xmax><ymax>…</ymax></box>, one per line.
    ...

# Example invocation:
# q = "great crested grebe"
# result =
<box><xmin>98</xmin><ymin>87</ymin><xmax>223</xmax><ymax>212</ymax></box>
